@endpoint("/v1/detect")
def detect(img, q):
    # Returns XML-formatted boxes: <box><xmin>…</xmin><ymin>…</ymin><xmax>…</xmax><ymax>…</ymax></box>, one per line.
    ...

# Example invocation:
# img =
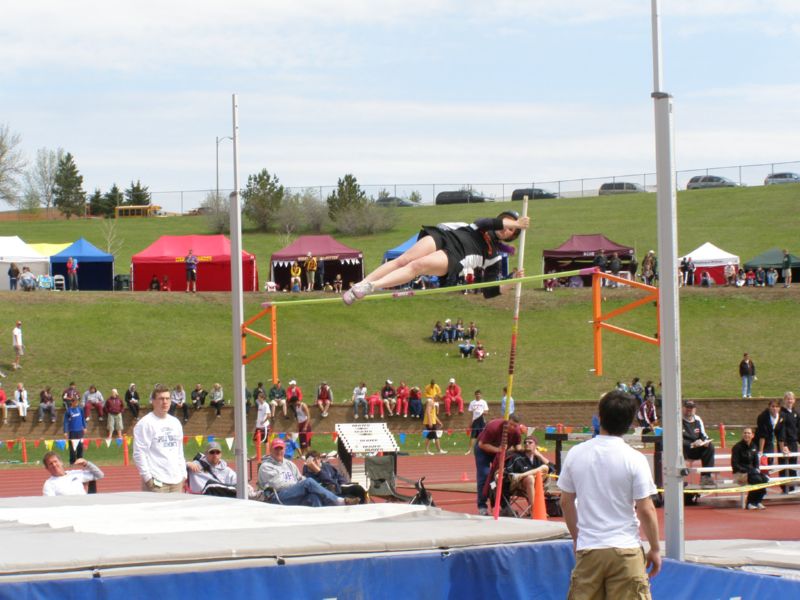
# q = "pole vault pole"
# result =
<box><xmin>229</xmin><ymin>93</ymin><xmax>248</xmax><ymax>500</ymax></box>
<box><xmin>492</xmin><ymin>196</ymin><xmax>529</xmax><ymax>520</ymax></box>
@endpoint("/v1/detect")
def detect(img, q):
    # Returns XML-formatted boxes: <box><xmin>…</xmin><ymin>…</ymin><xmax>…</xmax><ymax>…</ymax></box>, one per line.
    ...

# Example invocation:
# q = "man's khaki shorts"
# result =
<box><xmin>568</xmin><ymin>546</ymin><xmax>651</xmax><ymax>600</ymax></box>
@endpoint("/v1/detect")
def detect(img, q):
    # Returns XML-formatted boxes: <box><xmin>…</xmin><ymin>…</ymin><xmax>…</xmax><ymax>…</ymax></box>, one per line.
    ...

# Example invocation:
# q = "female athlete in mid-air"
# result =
<box><xmin>343</xmin><ymin>210</ymin><xmax>530</xmax><ymax>305</ymax></box>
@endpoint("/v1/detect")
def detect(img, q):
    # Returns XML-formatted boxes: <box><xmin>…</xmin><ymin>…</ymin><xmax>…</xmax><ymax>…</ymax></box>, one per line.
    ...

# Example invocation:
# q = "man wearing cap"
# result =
<box><xmin>286</xmin><ymin>379</ymin><xmax>303</xmax><ymax>404</ymax></box>
<box><xmin>258</xmin><ymin>439</ymin><xmax>357</xmax><ymax>507</ymax></box>
<box><xmin>682</xmin><ymin>400</ymin><xmax>716</xmax><ymax>487</ymax></box>
<box><xmin>444</xmin><ymin>378</ymin><xmax>464</xmax><ymax>417</ymax></box>
<box><xmin>474</xmin><ymin>414</ymin><xmax>527</xmax><ymax>516</ymax></box>
<box><xmin>11</xmin><ymin>321</ymin><xmax>23</xmax><ymax>371</ymax></box>
<box><xmin>559</xmin><ymin>390</ymin><xmax>661</xmax><ymax>597</ymax></box>
<box><xmin>343</xmin><ymin>212</ymin><xmax>530</xmax><ymax>304</ymax></box>
<box><xmin>133</xmin><ymin>384</ymin><xmax>187</xmax><ymax>493</ymax></box>
<box><xmin>187</xmin><ymin>442</ymin><xmax>237</xmax><ymax>496</ymax></box>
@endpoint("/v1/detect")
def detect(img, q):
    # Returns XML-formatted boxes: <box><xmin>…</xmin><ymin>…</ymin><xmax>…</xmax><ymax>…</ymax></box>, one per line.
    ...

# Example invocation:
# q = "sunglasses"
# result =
<box><xmin>208</xmin><ymin>450</ymin><xmax>222</xmax><ymax>455</ymax></box>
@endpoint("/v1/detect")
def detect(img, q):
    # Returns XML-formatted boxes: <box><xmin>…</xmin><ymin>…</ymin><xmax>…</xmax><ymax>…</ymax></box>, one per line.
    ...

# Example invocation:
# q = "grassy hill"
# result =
<box><xmin>0</xmin><ymin>185</ymin><xmax>798</xmax><ymax>403</ymax></box>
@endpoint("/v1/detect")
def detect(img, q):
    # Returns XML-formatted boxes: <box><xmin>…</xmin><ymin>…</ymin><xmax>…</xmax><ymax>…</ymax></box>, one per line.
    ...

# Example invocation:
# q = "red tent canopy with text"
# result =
<box><xmin>131</xmin><ymin>234</ymin><xmax>258</xmax><ymax>292</ymax></box>
<box><xmin>542</xmin><ymin>233</ymin><xmax>634</xmax><ymax>284</ymax></box>
<box><xmin>270</xmin><ymin>235</ymin><xmax>363</xmax><ymax>291</ymax></box>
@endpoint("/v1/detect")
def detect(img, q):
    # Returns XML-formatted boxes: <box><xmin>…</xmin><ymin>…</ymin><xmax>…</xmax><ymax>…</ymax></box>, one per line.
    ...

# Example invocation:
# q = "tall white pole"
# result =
<box><xmin>651</xmin><ymin>0</ymin><xmax>684</xmax><ymax>560</ymax></box>
<box><xmin>229</xmin><ymin>94</ymin><xmax>248</xmax><ymax>499</ymax></box>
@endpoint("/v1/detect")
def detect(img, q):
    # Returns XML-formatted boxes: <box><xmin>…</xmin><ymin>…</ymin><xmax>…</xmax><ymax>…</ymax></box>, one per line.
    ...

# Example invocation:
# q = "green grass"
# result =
<box><xmin>1</xmin><ymin>184</ymin><xmax>798</xmax><ymax>409</ymax></box>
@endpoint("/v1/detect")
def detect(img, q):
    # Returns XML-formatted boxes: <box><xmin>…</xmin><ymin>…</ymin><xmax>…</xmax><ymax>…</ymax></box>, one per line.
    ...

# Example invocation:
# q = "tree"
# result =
<box><xmin>241</xmin><ymin>168</ymin><xmax>284</xmax><ymax>232</ymax></box>
<box><xmin>25</xmin><ymin>147</ymin><xmax>63</xmax><ymax>214</ymax></box>
<box><xmin>88</xmin><ymin>189</ymin><xmax>104</xmax><ymax>217</ymax></box>
<box><xmin>201</xmin><ymin>191</ymin><xmax>230</xmax><ymax>234</ymax></box>
<box><xmin>408</xmin><ymin>190</ymin><xmax>423</xmax><ymax>204</ymax></box>
<box><xmin>100</xmin><ymin>218</ymin><xmax>124</xmax><ymax>257</ymax></box>
<box><xmin>52</xmin><ymin>152</ymin><xmax>86</xmax><ymax>219</ymax></box>
<box><xmin>103</xmin><ymin>183</ymin><xmax>124</xmax><ymax>217</ymax></box>
<box><xmin>0</xmin><ymin>124</ymin><xmax>26</xmax><ymax>207</ymax></box>
<box><xmin>326</xmin><ymin>174</ymin><xmax>368</xmax><ymax>219</ymax></box>
<box><xmin>124</xmin><ymin>180</ymin><xmax>151</xmax><ymax>205</ymax></box>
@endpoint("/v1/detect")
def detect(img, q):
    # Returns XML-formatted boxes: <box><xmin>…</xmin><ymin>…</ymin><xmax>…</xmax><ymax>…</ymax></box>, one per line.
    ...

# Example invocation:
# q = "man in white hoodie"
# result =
<box><xmin>133</xmin><ymin>384</ymin><xmax>186</xmax><ymax>493</ymax></box>
<box><xmin>258</xmin><ymin>438</ymin><xmax>357</xmax><ymax>507</ymax></box>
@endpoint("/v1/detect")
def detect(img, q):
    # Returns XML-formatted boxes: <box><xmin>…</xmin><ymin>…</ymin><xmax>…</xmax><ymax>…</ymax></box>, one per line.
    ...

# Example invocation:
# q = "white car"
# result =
<box><xmin>764</xmin><ymin>172</ymin><xmax>800</xmax><ymax>185</ymax></box>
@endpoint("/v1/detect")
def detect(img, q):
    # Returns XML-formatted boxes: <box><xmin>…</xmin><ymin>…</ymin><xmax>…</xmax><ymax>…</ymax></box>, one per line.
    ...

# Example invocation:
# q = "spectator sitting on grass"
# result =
<box><xmin>431</xmin><ymin>320</ymin><xmax>446</xmax><ymax>342</ymax></box>
<box><xmin>475</xmin><ymin>341</ymin><xmax>487</xmax><ymax>362</ymax></box>
<box><xmin>467</xmin><ymin>321</ymin><xmax>478</xmax><ymax>340</ymax></box>
<box><xmin>149</xmin><ymin>274</ymin><xmax>160</xmax><ymax>291</ymax></box>
<box><xmin>443</xmin><ymin>319</ymin><xmax>455</xmax><ymax>342</ymax></box>
<box><xmin>459</xmin><ymin>338</ymin><xmax>475</xmax><ymax>358</ymax></box>
<box><xmin>454</xmin><ymin>318</ymin><xmax>465</xmax><ymax>340</ymax></box>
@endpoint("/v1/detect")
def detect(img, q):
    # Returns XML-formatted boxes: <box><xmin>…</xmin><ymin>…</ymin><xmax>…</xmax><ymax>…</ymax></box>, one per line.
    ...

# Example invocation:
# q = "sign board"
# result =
<box><xmin>336</xmin><ymin>423</ymin><xmax>399</xmax><ymax>455</ymax></box>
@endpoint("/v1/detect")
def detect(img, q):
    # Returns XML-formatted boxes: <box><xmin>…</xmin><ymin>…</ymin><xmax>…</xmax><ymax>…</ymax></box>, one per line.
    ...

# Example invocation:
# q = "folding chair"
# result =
<box><xmin>364</xmin><ymin>455</ymin><xmax>416</xmax><ymax>502</ymax></box>
<box><xmin>52</xmin><ymin>275</ymin><xmax>66</xmax><ymax>291</ymax></box>
<box><xmin>487</xmin><ymin>466</ymin><xmax>533</xmax><ymax>518</ymax></box>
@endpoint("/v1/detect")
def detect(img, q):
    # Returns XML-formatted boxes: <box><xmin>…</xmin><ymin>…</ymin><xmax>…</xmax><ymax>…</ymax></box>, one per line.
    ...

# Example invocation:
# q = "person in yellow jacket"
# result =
<box><xmin>424</xmin><ymin>379</ymin><xmax>441</xmax><ymax>402</ymax></box>
<box><xmin>290</xmin><ymin>261</ymin><xmax>302</xmax><ymax>292</ymax></box>
<box><xmin>305</xmin><ymin>253</ymin><xmax>318</xmax><ymax>292</ymax></box>
<box><xmin>423</xmin><ymin>397</ymin><xmax>446</xmax><ymax>455</ymax></box>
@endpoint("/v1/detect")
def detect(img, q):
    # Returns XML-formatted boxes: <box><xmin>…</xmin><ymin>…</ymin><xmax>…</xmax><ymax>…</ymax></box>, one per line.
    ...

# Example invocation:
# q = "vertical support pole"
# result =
<box><xmin>592</xmin><ymin>272</ymin><xmax>603</xmax><ymax>376</ymax></box>
<box><xmin>270</xmin><ymin>306</ymin><xmax>279</xmax><ymax>384</ymax></box>
<box><xmin>651</xmin><ymin>0</ymin><xmax>684</xmax><ymax>560</ymax></box>
<box><xmin>229</xmin><ymin>93</ymin><xmax>248</xmax><ymax>500</ymax></box>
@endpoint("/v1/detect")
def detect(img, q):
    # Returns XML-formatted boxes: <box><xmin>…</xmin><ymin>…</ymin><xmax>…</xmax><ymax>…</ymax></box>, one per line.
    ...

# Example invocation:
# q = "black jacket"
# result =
<box><xmin>731</xmin><ymin>439</ymin><xmax>759</xmax><ymax>474</ymax></box>
<box><xmin>755</xmin><ymin>409</ymin><xmax>785</xmax><ymax>450</ymax></box>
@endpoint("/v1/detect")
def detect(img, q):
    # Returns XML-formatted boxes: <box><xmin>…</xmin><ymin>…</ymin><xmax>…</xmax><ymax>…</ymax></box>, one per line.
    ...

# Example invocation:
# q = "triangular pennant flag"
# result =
<box><xmin>115</xmin><ymin>438</ymin><xmax>123</xmax><ymax>447</ymax></box>
<box><xmin>95</xmin><ymin>439</ymin><xmax>102</xmax><ymax>448</ymax></box>
<box><xmin>399</xmin><ymin>433</ymin><xmax>406</xmax><ymax>445</ymax></box>
<box><xmin>332</xmin><ymin>431</ymin><xmax>338</xmax><ymax>441</ymax></box>
<box><xmin>225</xmin><ymin>437</ymin><xmax>234</xmax><ymax>450</ymax></box>
<box><xmin>207</xmin><ymin>435</ymin><xmax>215</xmax><ymax>443</ymax></box>
<box><xmin>447</xmin><ymin>429</ymin><xmax>453</xmax><ymax>436</ymax></box>
<box><xmin>45</xmin><ymin>439</ymin><xmax>54</xmax><ymax>450</ymax></box>
<box><xmin>183</xmin><ymin>436</ymin><xmax>189</xmax><ymax>445</ymax></box>
<box><xmin>105</xmin><ymin>438</ymin><xmax>112</xmax><ymax>448</ymax></box>
<box><xmin>33</xmin><ymin>440</ymin><xmax>41</xmax><ymax>449</ymax></box>
<box><xmin>195</xmin><ymin>435</ymin><xmax>204</xmax><ymax>447</ymax></box>
<box><xmin>71</xmin><ymin>439</ymin><xmax>80</xmax><ymax>450</ymax></box>
<box><xmin>55</xmin><ymin>439</ymin><xmax>66</xmax><ymax>450</ymax></box>
<box><xmin>6</xmin><ymin>441</ymin><xmax>14</xmax><ymax>451</ymax></box>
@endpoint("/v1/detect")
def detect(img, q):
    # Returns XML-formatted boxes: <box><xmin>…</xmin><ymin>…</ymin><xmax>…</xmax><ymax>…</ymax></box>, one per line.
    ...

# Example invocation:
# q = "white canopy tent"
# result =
<box><xmin>0</xmin><ymin>236</ymin><xmax>51</xmax><ymax>291</ymax></box>
<box><xmin>680</xmin><ymin>242</ymin><xmax>740</xmax><ymax>284</ymax></box>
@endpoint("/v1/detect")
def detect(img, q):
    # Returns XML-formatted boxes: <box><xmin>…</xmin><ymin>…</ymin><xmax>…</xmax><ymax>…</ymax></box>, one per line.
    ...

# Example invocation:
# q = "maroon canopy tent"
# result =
<box><xmin>270</xmin><ymin>235</ymin><xmax>363</xmax><ymax>291</ymax></box>
<box><xmin>542</xmin><ymin>234</ymin><xmax>635</xmax><ymax>285</ymax></box>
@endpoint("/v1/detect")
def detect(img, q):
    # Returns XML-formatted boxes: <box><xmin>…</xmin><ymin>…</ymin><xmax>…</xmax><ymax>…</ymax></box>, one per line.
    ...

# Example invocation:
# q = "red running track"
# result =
<box><xmin>2</xmin><ymin>454</ymin><xmax>796</xmax><ymax>541</ymax></box>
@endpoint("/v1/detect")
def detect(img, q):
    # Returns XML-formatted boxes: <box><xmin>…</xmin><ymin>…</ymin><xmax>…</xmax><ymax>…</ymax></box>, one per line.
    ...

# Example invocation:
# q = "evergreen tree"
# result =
<box><xmin>241</xmin><ymin>168</ymin><xmax>285</xmax><ymax>232</ymax></box>
<box><xmin>88</xmin><ymin>189</ymin><xmax>104</xmax><ymax>217</ymax></box>
<box><xmin>124</xmin><ymin>179</ymin><xmax>151</xmax><ymax>205</ymax></box>
<box><xmin>52</xmin><ymin>152</ymin><xmax>86</xmax><ymax>219</ymax></box>
<box><xmin>326</xmin><ymin>174</ymin><xmax>368</xmax><ymax>219</ymax></box>
<box><xmin>103</xmin><ymin>183</ymin><xmax>124</xmax><ymax>216</ymax></box>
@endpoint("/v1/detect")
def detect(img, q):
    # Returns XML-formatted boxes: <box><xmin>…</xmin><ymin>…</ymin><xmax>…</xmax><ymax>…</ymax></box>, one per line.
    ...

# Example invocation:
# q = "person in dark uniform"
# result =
<box><xmin>342</xmin><ymin>212</ymin><xmax>529</xmax><ymax>304</ymax></box>
<box><xmin>755</xmin><ymin>399</ymin><xmax>785</xmax><ymax>465</ymax></box>
<box><xmin>682</xmin><ymin>401</ymin><xmax>716</xmax><ymax>487</ymax></box>
<box><xmin>731</xmin><ymin>428</ymin><xmax>769</xmax><ymax>509</ymax></box>
<box><xmin>780</xmin><ymin>392</ymin><xmax>799</xmax><ymax>493</ymax></box>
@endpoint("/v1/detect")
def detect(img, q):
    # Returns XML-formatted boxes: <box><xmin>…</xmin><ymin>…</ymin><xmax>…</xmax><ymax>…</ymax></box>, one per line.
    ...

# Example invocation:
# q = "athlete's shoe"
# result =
<box><xmin>352</xmin><ymin>281</ymin><xmax>374</xmax><ymax>299</ymax></box>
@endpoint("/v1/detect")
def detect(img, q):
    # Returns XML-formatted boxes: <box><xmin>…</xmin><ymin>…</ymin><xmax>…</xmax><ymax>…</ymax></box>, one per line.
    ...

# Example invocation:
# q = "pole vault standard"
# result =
<box><xmin>492</xmin><ymin>197</ymin><xmax>529</xmax><ymax>520</ymax></box>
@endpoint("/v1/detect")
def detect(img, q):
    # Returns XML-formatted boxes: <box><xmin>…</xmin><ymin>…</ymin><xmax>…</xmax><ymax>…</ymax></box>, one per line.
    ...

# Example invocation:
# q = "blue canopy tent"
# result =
<box><xmin>51</xmin><ymin>238</ymin><xmax>115</xmax><ymax>291</ymax></box>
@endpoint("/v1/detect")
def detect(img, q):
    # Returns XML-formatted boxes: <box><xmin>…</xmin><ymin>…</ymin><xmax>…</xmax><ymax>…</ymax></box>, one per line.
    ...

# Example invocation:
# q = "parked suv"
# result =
<box><xmin>435</xmin><ymin>190</ymin><xmax>487</xmax><ymax>205</ymax></box>
<box><xmin>374</xmin><ymin>196</ymin><xmax>417</xmax><ymax>207</ymax></box>
<box><xmin>764</xmin><ymin>172</ymin><xmax>800</xmax><ymax>186</ymax></box>
<box><xmin>511</xmin><ymin>187</ymin><xmax>557</xmax><ymax>200</ymax></box>
<box><xmin>686</xmin><ymin>175</ymin><xmax>739</xmax><ymax>190</ymax></box>
<box><xmin>598</xmin><ymin>182</ymin><xmax>645</xmax><ymax>195</ymax></box>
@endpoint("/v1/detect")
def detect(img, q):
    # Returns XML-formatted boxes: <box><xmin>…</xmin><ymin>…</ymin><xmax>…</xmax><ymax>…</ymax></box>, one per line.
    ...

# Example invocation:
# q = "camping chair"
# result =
<box><xmin>37</xmin><ymin>275</ymin><xmax>54</xmax><ymax>290</ymax></box>
<box><xmin>486</xmin><ymin>461</ymin><xmax>533</xmax><ymax>518</ymax></box>
<box><xmin>364</xmin><ymin>455</ymin><xmax>416</xmax><ymax>503</ymax></box>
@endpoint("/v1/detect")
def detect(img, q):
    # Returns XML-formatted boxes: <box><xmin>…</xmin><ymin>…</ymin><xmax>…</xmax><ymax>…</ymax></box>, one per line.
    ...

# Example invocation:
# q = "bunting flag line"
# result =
<box><xmin>183</xmin><ymin>436</ymin><xmax>189</xmax><ymax>445</ymax></box>
<box><xmin>115</xmin><ymin>438</ymin><xmax>123</xmax><ymax>447</ymax></box>
<box><xmin>207</xmin><ymin>435</ymin><xmax>215</xmax><ymax>443</ymax></box>
<box><xmin>6</xmin><ymin>441</ymin><xmax>14</xmax><ymax>451</ymax></box>
<box><xmin>55</xmin><ymin>439</ymin><xmax>66</xmax><ymax>450</ymax></box>
<box><xmin>104</xmin><ymin>438</ymin><xmax>112</xmax><ymax>448</ymax></box>
<box><xmin>34</xmin><ymin>440</ymin><xmax>41</xmax><ymax>449</ymax></box>
<box><xmin>225</xmin><ymin>437</ymin><xmax>234</xmax><ymax>450</ymax></box>
<box><xmin>71</xmin><ymin>439</ymin><xmax>80</xmax><ymax>450</ymax></box>
<box><xmin>195</xmin><ymin>435</ymin><xmax>203</xmax><ymax>447</ymax></box>
<box><xmin>94</xmin><ymin>439</ymin><xmax>102</xmax><ymax>448</ymax></box>
<box><xmin>45</xmin><ymin>439</ymin><xmax>54</xmax><ymax>451</ymax></box>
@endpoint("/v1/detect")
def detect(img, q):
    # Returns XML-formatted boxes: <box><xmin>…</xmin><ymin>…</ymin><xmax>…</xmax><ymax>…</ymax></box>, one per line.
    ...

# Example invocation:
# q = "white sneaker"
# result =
<box><xmin>426</xmin><ymin>450</ymin><xmax>434</xmax><ymax>455</ymax></box>
<box><xmin>439</xmin><ymin>449</ymin><xmax>448</xmax><ymax>454</ymax></box>
<box><xmin>756</xmin><ymin>503</ymin><xmax>766</xmax><ymax>510</ymax></box>
<box><xmin>354</xmin><ymin>414</ymin><xmax>359</xmax><ymax>419</ymax></box>
<box><xmin>746</xmin><ymin>503</ymin><xmax>759</xmax><ymax>510</ymax></box>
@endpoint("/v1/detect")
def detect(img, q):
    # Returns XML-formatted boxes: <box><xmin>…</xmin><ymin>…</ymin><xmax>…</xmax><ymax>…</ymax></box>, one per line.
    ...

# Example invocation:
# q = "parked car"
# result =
<box><xmin>511</xmin><ymin>187</ymin><xmax>558</xmax><ymax>200</ymax></box>
<box><xmin>374</xmin><ymin>196</ymin><xmax>417</xmax><ymax>207</ymax></box>
<box><xmin>686</xmin><ymin>175</ymin><xmax>739</xmax><ymax>190</ymax></box>
<box><xmin>598</xmin><ymin>182</ymin><xmax>645</xmax><ymax>195</ymax></box>
<box><xmin>435</xmin><ymin>190</ymin><xmax>488</xmax><ymax>205</ymax></box>
<box><xmin>764</xmin><ymin>172</ymin><xmax>800</xmax><ymax>186</ymax></box>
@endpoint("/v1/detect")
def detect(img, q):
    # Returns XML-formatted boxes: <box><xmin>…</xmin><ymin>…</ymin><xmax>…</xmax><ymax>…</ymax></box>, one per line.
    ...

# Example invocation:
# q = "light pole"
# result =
<box><xmin>216</xmin><ymin>135</ymin><xmax>233</xmax><ymax>200</ymax></box>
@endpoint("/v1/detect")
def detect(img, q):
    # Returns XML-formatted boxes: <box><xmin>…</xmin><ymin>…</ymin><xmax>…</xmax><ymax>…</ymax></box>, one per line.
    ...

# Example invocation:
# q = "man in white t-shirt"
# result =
<box><xmin>42</xmin><ymin>452</ymin><xmax>104</xmax><ymax>496</ymax></box>
<box><xmin>558</xmin><ymin>390</ymin><xmax>661</xmax><ymax>599</ymax></box>
<box><xmin>133</xmin><ymin>384</ymin><xmax>187</xmax><ymax>493</ymax></box>
<box><xmin>466</xmin><ymin>389</ymin><xmax>489</xmax><ymax>455</ymax></box>
<box><xmin>253</xmin><ymin>391</ymin><xmax>271</xmax><ymax>444</ymax></box>
<box><xmin>12</xmin><ymin>321</ymin><xmax>23</xmax><ymax>371</ymax></box>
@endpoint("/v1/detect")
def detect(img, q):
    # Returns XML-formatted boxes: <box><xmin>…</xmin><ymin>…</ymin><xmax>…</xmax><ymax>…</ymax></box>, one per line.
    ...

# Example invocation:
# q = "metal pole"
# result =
<box><xmin>228</xmin><ymin>94</ymin><xmax>248</xmax><ymax>500</ymax></box>
<box><xmin>651</xmin><ymin>0</ymin><xmax>684</xmax><ymax>561</ymax></box>
<box><xmin>215</xmin><ymin>136</ymin><xmax>220</xmax><ymax>201</ymax></box>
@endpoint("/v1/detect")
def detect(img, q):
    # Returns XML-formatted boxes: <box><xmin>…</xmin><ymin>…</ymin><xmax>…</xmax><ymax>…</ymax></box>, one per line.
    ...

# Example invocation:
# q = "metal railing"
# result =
<box><xmin>148</xmin><ymin>159</ymin><xmax>800</xmax><ymax>215</ymax></box>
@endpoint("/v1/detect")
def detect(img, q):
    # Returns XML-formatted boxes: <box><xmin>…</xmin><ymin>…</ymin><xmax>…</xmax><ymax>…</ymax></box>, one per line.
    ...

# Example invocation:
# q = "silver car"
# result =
<box><xmin>686</xmin><ymin>175</ymin><xmax>740</xmax><ymax>190</ymax></box>
<box><xmin>764</xmin><ymin>172</ymin><xmax>800</xmax><ymax>185</ymax></box>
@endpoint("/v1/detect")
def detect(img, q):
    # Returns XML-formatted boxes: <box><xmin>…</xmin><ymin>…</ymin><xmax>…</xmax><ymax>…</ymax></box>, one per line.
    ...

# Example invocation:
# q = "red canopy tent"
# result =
<box><xmin>131</xmin><ymin>235</ymin><xmax>258</xmax><ymax>292</ymax></box>
<box><xmin>542</xmin><ymin>234</ymin><xmax>635</xmax><ymax>285</ymax></box>
<box><xmin>270</xmin><ymin>235</ymin><xmax>363</xmax><ymax>291</ymax></box>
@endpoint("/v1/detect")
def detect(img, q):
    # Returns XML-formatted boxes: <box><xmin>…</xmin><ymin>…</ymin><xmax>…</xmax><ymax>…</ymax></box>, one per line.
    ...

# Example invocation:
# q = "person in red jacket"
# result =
<box><xmin>368</xmin><ymin>390</ymin><xmax>384</xmax><ymax>419</ymax></box>
<box><xmin>286</xmin><ymin>380</ymin><xmax>303</xmax><ymax>404</ymax></box>
<box><xmin>444</xmin><ymin>378</ymin><xmax>464</xmax><ymax>417</ymax></box>
<box><xmin>315</xmin><ymin>382</ymin><xmax>333</xmax><ymax>418</ymax></box>
<box><xmin>104</xmin><ymin>388</ymin><xmax>125</xmax><ymax>439</ymax></box>
<box><xmin>395</xmin><ymin>382</ymin><xmax>410</xmax><ymax>418</ymax></box>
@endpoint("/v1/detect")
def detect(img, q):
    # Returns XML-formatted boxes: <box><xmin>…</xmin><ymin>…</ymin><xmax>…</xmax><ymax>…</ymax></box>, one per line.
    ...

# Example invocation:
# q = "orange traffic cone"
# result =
<box><xmin>532</xmin><ymin>470</ymin><xmax>548</xmax><ymax>520</ymax></box>
<box><xmin>461</xmin><ymin>471</ymin><xmax>469</xmax><ymax>482</ymax></box>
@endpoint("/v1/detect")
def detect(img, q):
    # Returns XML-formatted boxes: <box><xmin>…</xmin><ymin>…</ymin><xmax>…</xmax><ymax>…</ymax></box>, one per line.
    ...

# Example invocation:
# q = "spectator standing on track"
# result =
<box><xmin>133</xmin><ymin>384</ymin><xmax>187</xmax><ymax>493</ymax></box>
<box><xmin>466</xmin><ymin>389</ymin><xmax>488</xmax><ymax>455</ymax></box>
<box><xmin>63</xmin><ymin>395</ymin><xmax>86</xmax><ymax>464</ymax></box>
<box><xmin>780</xmin><ymin>392</ymin><xmax>799</xmax><ymax>493</ymax></box>
<box><xmin>559</xmin><ymin>390</ymin><xmax>661</xmax><ymax>597</ymax></box>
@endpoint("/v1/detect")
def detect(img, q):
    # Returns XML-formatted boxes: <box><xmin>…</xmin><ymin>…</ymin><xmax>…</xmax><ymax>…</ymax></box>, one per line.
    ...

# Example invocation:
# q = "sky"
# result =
<box><xmin>3</xmin><ymin>1</ymin><xmax>800</xmax><ymax>211</ymax></box>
